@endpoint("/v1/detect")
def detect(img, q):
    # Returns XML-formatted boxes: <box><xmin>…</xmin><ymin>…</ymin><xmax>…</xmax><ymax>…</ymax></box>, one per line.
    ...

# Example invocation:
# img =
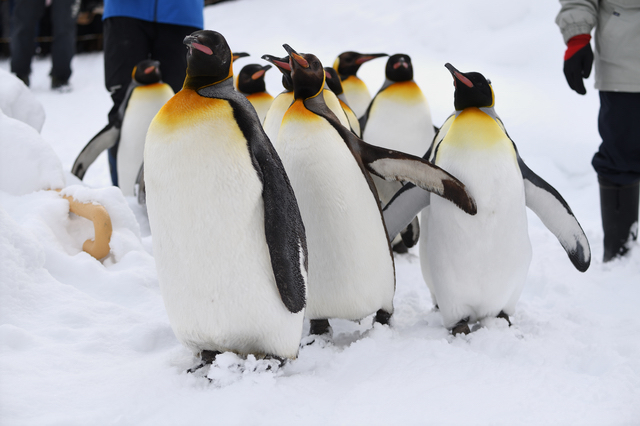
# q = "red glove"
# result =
<box><xmin>563</xmin><ymin>34</ymin><xmax>594</xmax><ymax>95</ymax></box>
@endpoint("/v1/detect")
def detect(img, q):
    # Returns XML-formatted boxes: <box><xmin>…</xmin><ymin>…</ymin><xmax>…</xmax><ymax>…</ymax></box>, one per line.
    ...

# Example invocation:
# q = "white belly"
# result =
<box><xmin>421</xmin><ymin>144</ymin><xmax>532</xmax><ymax>328</ymax></box>
<box><xmin>342</xmin><ymin>77</ymin><xmax>371</xmax><ymax>118</ymax></box>
<box><xmin>144</xmin><ymin>103</ymin><xmax>303</xmax><ymax>358</ymax></box>
<box><xmin>276</xmin><ymin>112</ymin><xmax>395</xmax><ymax>320</ymax></box>
<box><xmin>263</xmin><ymin>92</ymin><xmax>293</xmax><ymax>143</ymax></box>
<box><xmin>117</xmin><ymin>85</ymin><xmax>173</xmax><ymax>196</ymax></box>
<box><xmin>363</xmin><ymin>85</ymin><xmax>434</xmax><ymax>158</ymax></box>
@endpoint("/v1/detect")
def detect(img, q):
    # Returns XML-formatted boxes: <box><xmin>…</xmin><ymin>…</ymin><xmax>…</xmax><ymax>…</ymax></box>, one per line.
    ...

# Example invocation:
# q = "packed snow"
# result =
<box><xmin>1</xmin><ymin>0</ymin><xmax>639</xmax><ymax>425</ymax></box>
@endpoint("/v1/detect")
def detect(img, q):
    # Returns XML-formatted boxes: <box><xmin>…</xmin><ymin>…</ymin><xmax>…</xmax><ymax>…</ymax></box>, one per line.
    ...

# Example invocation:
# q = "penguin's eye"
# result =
<box><xmin>487</xmin><ymin>79</ymin><xmax>491</xmax><ymax>85</ymax></box>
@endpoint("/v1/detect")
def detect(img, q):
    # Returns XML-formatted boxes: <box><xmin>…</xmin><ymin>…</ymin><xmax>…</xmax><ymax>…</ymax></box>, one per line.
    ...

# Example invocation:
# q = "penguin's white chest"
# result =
<box><xmin>144</xmin><ymin>90</ymin><xmax>303</xmax><ymax>358</ymax></box>
<box><xmin>420</xmin><ymin>108</ymin><xmax>532</xmax><ymax>328</ymax></box>
<box><xmin>363</xmin><ymin>81</ymin><xmax>434</xmax><ymax>157</ymax></box>
<box><xmin>263</xmin><ymin>91</ymin><xmax>294</xmax><ymax>143</ymax></box>
<box><xmin>276</xmin><ymin>100</ymin><xmax>395</xmax><ymax>320</ymax></box>
<box><xmin>117</xmin><ymin>83</ymin><xmax>173</xmax><ymax>196</ymax></box>
<box><xmin>342</xmin><ymin>76</ymin><xmax>371</xmax><ymax>118</ymax></box>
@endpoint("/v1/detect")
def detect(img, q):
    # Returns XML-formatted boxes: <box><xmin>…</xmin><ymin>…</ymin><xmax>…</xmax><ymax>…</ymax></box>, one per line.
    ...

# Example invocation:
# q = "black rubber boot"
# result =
<box><xmin>599</xmin><ymin>177</ymin><xmax>639</xmax><ymax>262</ymax></box>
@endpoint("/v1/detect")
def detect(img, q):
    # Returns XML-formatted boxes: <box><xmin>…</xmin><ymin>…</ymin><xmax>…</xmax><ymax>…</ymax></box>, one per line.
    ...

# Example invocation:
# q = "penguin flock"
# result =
<box><xmin>72</xmin><ymin>29</ymin><xmax>592</xmax><ymax>373</ymax></box>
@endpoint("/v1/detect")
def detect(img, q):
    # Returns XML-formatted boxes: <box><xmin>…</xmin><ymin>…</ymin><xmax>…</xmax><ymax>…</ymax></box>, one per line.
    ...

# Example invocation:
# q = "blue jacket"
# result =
<box><xmin>103</xmin><ymin>0</ymin><xmax>204</xmax><ymax>29</ymax></box>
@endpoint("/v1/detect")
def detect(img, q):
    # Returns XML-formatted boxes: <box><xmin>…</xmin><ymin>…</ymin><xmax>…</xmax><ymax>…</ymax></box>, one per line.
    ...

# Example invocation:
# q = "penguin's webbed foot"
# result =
<box><xmin>374</xmin><ymin>309</ymin><xmax>392</xmax><ymax>326</ymax></box>
<box><xmin>451</xmin><ymin>318</ymin><xmax>471</xmax><ymax>336</ymax></box>
<box><xmin>302</xmin><ymin>319</ymin><xmax>333</xmax><ymax>347</ymax></box>
<box><xmin>392</xmin><ymin>241</ymin><xmax>409</xmax><ymax>254</ymax></box>
<box><xmin>187</xmin><ymin>349</ymin><xmax>221</xmax><ymax>374</ymax></box>
<box><xmin>260</xmin><ymin>354</ymin><xmax>287</xmax><ymax>371</ymax></box>
<box><xmin>497</xmin><ymin>311</ymin><xmax>512</xmax><ymax>327</ymax></box>
<box><xmin>309</xmin><ymin>319</ymin><xmax>332</xmax><ymax>336</ymax></box>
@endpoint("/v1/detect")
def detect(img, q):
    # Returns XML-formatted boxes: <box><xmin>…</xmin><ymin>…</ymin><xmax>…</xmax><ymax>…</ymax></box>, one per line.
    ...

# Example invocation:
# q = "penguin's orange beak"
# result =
<box><xmin>232</xmin><ymin>52</ymin><xmax>249</xmax><ymax>62</ymax></box>
<box><xmin>393</xmin><ymin>57</ymin><xmax>409</xmax><ymax>70</ymax></box>
<box><xmin>144</xmin><ymin>66</ymin><xmax>156</xmax><ymax>74</ymax></box>
<box><xmin>355</xmin><ymin>53</ymin><xmax>388</xmax><ymax>65</ymax></box>
<box><xmin>283</xmin><ymin>44</ymin><xmax>309</xmax><ymax>69</ymax></box>
<box><xmin>251</xmin><ymin>65</ymin><xmax>271</xmax><ymax>80</ymax></box>
<box><xmin>445</xmin><ymin>63</ymin><xmax>473</xmax><ymax>88</ymax></box>
<box><xmin>184</xmin><ymin>35</ymin><xmax>213</xmax><ymax>56</ymax></box>
<box><xmin>291</xmin><ymin>52</ymin><xmax>309</xmax><ymax>69</ymax></box>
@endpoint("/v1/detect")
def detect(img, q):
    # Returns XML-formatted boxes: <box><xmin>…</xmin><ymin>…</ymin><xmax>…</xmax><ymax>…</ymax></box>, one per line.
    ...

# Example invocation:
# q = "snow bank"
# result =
<box><xmin>0</xmin><ymin>68</ymin><xmax>46</xmax><ymax>132</ymax></box>
<box><xmin>0</xmin><ymin>109</ymin><xmax>65</xmax><ymax>194</ymax></box>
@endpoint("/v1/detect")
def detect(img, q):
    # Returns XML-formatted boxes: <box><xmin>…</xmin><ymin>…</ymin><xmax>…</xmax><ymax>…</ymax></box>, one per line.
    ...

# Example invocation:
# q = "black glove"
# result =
<box><xmin>563</xmin><ymin>34</ymin><xmax>594</xmax><ymax>95</ymax></box>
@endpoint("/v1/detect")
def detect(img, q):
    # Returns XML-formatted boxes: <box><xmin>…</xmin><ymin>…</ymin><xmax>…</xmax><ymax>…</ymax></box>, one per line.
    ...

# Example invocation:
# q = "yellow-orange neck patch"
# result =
<box><xmin>153</xmin><ymin>89</ymin><xmax>226</xmax><ymax>129</ymax></box>
<box><xmin>282</xmin><ymin>99</ymin><xmax>322</xmax><ymax>125</ymax></box>
<box><xmin>442</xmin><ymin>107</ymin><xmax>511</xmax><ymax>152</ymax></box>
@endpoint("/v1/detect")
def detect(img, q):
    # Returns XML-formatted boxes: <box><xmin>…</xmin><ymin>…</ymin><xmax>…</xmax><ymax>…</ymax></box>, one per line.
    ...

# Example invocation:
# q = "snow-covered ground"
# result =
<box><xmin>1</xmin><ymin>0</ymin><xmax>639</xmax><ymax>425</ymax></box>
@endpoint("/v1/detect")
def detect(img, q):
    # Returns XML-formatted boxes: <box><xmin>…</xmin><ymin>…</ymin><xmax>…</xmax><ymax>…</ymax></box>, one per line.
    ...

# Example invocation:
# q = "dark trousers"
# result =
<box><xmin>592</xmin><ymin>91</ymin><xmax>640</xmax><ymax>186</ymax></box>
<box><xmin>10</xmin><ymin>0</ymin><xmax>78</xmax><ymax>80</ymax></box>
<box><xmin>103</xmin><ymin>17</ymin><xmax>198</xmax><ymax>125</ymax></box>
<box><xmin>103</xmin><ymin>17</ymin><xmax>198</xmax><ymax>185</ymax></box>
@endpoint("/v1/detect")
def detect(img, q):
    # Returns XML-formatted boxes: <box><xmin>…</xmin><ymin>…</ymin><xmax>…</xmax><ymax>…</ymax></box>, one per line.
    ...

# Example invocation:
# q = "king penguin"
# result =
<box><xmin>361</xmin><ymin>54</ymin><xmax>435</xmax><ymax>252</ymax></box>
<box><xmin>333</xmin><ymin>51</ymin><xmax>387</xmax><ymax>118</ymax></box>
<box><xmin>382</xmin><ymin>63</ymin><xmax>591</xmax><ymax>335</ymax></box>
<box><xmin>144</xmin><ymin>31</ymin><xmax>308</xmax><ymax>364</ymax></box>
<box><xmin>71</xmin><ymin>59</ymin><xmax>174</xmax><ymax>196</ymax></box>
<box><xmin>261</xmin><ymin>54</ymin><xmax>294</xmax><ymax>143</ymax></box>
<box><xmin>276</xmin><ymin>45</ymin><xmax>477</xmax><ymax>338</ymax></box>
<box><xmin>236</xmin><ymin>63</ymin><xmax>274</xmax><ymax>123</ymax></box>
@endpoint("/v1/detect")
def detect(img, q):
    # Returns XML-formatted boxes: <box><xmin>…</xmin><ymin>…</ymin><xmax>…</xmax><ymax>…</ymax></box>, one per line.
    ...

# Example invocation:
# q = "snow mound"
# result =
<box><xmin>0</xmin><ymin>109</ymin><xmax>65</xmax><ymax>195</ymax></box>
<box><xmin>0</xmin><ymin>68</ymin><xmax>46</xmax><ymax>132</ymax></box>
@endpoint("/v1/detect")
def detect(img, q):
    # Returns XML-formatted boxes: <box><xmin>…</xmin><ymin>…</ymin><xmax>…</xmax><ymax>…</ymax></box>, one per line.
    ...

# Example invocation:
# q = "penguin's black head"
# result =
<box><xmin>232</xmin><ymin>52</ymin><xmax>250</xmax><ymax>62</ymax></box>
<box><xmin>183</xmin><ymin>30</ymin><xmax>232</xmax><ymax>90</ymax></box>
<box><xmin>132</xmin><ymin>59</ymin><xmax>162</xmax><ymax>85</ymax></box>
<box><xmin>262</xmin><ymin>54</ymin><xmax>293</xmax><ymax>92</ymax></box>
<box><xmin>333</xmin><ymin>51</ymin><xmax>388</xmax><ymax>79</ymax></box>
<box><xmin>324</xmin><ymin>67</ymin><xmax>344</xmax><ymax>95</ymax></box>
<box><xmin>445</xmin><ymin>63</ymin><xmax>494</xmax><ymax>110</ymax></box>
<box><xmin>284</xmin><ymin>44</ymin><xmax>325</xmax><ymax>100</ymax></box>
<box><xmin>236</xmin><ymin>63</ymin><xmax>271</xmax><ymax>94</ymax></box>
<box><xmin>385</xmin><ymin>54</ymin><xmax>413</xmax><ymax>82</ymax></box>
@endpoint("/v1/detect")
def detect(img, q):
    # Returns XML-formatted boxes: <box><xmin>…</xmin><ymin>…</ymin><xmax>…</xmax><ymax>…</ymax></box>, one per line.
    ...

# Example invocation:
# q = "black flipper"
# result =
<box><xmin>360</xmin><ymin>142</ymin><xmax>476</xmax><ymax>216</ymax></box>
<box><xmin>249</xmin><ymin>129</ymin><xmax>308</xmax><ymax>313</ymax></box>
<box><xmin>198</xmin><ymin>80</ymin><xmax>308</xmax><ymax>313</ymax></box>
<box><xmin>303</xmin><ymin>95</ymin><xmax>477</xmax><ymax>217</ymax></box>
<box><xmin>71</xmin><ymin>123</ymin><xmax>120</xmax><ymax>180</ymax></box>
<box><xmin>518</xmin><ymin>155</ymin><xmax>591</xmax><ymax>272</ymax></box>
<box><xmin>135</xmin><ymin>162</ymin><xmax>146</xmax><ymax>206</ymax></box>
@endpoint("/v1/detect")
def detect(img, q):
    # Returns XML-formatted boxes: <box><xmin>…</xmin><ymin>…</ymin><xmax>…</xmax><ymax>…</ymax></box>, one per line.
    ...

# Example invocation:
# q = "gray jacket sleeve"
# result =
<box><xmin>556</xmin><ymin>0</ymin><xmax>598</xmax><ymax>43</ymax></box>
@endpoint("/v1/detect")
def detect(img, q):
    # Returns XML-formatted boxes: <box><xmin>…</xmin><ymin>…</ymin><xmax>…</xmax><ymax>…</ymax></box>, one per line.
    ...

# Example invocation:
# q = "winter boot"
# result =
<box><xmin>599</xmin><ymin>177</ymin><xmax>639</xmax><ymax>262</ymax></box>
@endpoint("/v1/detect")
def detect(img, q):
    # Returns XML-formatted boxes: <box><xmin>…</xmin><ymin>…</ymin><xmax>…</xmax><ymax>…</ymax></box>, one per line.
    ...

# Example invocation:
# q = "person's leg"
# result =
<box><xmin>10</xmin><ymin>0</ymin><xmax>46</xmax><ymax>85</ymax></box>
<box><xmin>593</xmin><ymin>91</ymin><xmax>640</xmax><ymax>261</ymax></box>
<box><xmin>49</xmin><ymin>0</ymin><xmax>79</xmax><ymax>86</ymax></box>
<box><xmin>151</xmin><ymin>23</ymin><xmax>199</xmax><ymax>93</ymax></box>
<box><xmin>103</xmin><ymin>17</ymin><xmax>152</xmax><ymax>185</ymax></box>
<box><xmin>103</xmin><ymin>16</ymin><xmax>153</xmax><ymax>124</ymax></box>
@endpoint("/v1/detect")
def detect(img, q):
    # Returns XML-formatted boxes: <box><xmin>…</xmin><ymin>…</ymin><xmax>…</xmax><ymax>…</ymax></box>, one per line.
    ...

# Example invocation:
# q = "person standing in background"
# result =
<box><xmin>556</xmin><ymin>0</ymin><xmax>640</xmax><ymax>262</ymax></box>
<box><xmin>102</xmin><ymin>0</ymin><xmax>204</xmax><ymax>184</ymax></box>
<box><xmin>10</xmin><ymin>0</ymin><xmax>81</xmax><ymax>90</ymax></box>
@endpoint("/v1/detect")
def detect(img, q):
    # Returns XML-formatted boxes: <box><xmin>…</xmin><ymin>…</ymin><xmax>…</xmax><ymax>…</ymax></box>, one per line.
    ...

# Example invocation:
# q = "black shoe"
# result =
<box><xmin>599</xmin><ymin>177</ymin><xmax>639</xmax><ymax>262</ymax></box>
<box><xmin>51</xmin><ymin>77</ymin><xmax>71</xmax><ymax>92</ymax></box>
